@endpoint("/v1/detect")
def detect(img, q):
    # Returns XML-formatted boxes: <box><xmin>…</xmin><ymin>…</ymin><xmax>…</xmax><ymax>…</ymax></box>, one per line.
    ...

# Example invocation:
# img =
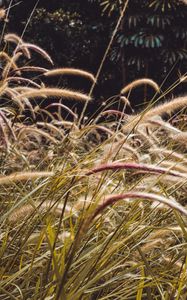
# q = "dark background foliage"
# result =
<box><xmin>1</xmin><ymin>0</ymin><xmax>187</xmax><ymax>112</ymax></box>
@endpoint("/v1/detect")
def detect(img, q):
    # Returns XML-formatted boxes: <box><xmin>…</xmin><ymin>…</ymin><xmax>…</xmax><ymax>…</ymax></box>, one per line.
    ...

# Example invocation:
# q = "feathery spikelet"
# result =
<box><xmin>45</xmin><ymin>68</ymin><xmax>96</xmax><ymax>83</ymax></box>
<box><xmin>150</xmin><ymin>148</ymin><xmax>187</xmax><ymax>164</ymax></box>
<box><xmin>17</xmin><ymin>43</ymin><xmax>53</xmax><ymax>65</ymax></box>
<box><xmin>7</xmin><ymin>201</ymin><xmax>76</xmax><ymax>224</ymax></box>
<box><xmin>15</xmin><ymin>66</ymin><xmax>48</xmax><ymax>73</ymax></box>
<box><xmin>17</xmin><ymin>88</ymin><xmax>92</xmax><ymax>102</ymax></box>
<box><xmin>124</xmin><ymin>95</ymin><xmax>187</xmax><ymax>132</ymax></box>
<box><xmin>0</xmin><ymin>82</ymin><xmax>8</xmax><ymax>97</ymax></box>
<box><xmin>0</xmin><ymin>9</ymin><xmax>6</xmax><ymax>20</ymax></box>
<box><xmin>0</xmin><ymin>51</ymin><xmax>20</xmax><ymax>76</ymax></box>
<box><xmin>172</xmin><ymin>132</ymin><xmax>187</xmax><ymax>148</ymax></box>
<box><xmin>4</xmin><ymin>33</ymin><xmax>31</xmax><ymax>58</ymax></box>
<box><xmin>145</xmin><ymin>96</ymin><xmax>187</xmax><ymax>118</ymax></box>
<box><xmin>2</xmin><ymin>52</ymin><xmax>22</xmax><ymax>78</ymax></box>
<box><xmin>121</xmin><ymin>78</ymin><xmax>160</xmax><ymax>94</ymax></box>
<box><xmin>0</xmin><ymin>171</ymin><xmax>53</xmax><ymax>185</ymax></box>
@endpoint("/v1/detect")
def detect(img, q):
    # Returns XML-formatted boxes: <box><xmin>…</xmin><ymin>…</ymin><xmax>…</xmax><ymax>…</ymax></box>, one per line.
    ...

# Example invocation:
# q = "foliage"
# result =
<box><xmin>95</xmin><ymin>0</ymin><xmax>187</xmax><ymax>78</ymax></box>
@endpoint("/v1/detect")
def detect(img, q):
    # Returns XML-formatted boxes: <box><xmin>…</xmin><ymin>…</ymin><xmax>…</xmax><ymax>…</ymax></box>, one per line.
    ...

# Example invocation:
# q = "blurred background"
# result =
<box><xmin>0</xmin><ymin>0</ymin><xmax>187</xmax><ymax>114</ymax></box>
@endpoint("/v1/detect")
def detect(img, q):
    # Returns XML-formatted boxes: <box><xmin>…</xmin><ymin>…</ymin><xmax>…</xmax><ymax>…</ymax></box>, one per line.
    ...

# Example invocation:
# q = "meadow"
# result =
<box><xmin>0</xmin><ymin>30</ymin><xmax>187</xmax><ymax>300</ymax></box>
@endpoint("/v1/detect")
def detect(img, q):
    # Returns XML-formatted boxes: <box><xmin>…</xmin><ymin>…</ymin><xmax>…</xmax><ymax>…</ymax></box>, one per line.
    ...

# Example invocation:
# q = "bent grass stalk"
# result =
<box><xmin>17</xmin><ymin>42</ymin><xmax>53</xmax><ymax>65</ymax></box>
<box><xmin>86</xmin><ymin>192</ymin><xmax>187</xmax><ymax>223</ymax></box>
<box><xmin>16</xmin><ymin>88</ymin><xmax>92</xmax><ymax>102</ymax></box>
<box><xmin>45</xmin><ymin>68</ymin><xmax>96</xmax><ymax>83</ymax></box>
<box><xmin>121</xmin><ymin>78</ymin><xmax>160</xmax><ymax>95</ymax></box>
<box><xmin>86</xmin><ymin>162</ymin><xmax>186</xmax><ymax>178</ymax></box>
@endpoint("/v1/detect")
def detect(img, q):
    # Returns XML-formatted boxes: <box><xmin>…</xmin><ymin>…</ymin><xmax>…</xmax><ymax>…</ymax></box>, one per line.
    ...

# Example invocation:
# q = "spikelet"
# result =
<box><xmin>0</xmin><ymin>9</ymin><xmax>6</xmax><ymax>20</ymax></box>
<box><xmin>172</xmin><ymin>132</ymin><xmax>187</xmax><ymax>148</ymax></box>
<box><xmin>17</xmin><ymin>43</ymin><xmax>53</xmax><ymax>65</ymax></box>
<box><xmin>124</xmin><ymin>95</ymin><xmax>187</xmax><ymax>132</ymax></box>
<box><xmin>150</xmin><ymin>148</ymin><xmax>187</xmax><ymax>164</ymax></box>
<box><xmin>0</xmin><ymin>171</ymin><xmax>53</xmax><ymax>185</ymax></box>
<box><xmin>0</xmin><ymin>109</ymin><xmax>16</xmax><ymax>141</ymax></box>
<box><xmin>2</xmin><ymin>52</ymin><xmax>22</xmax><ymax>78</ymax></box>
<box><xmin>145</xmin><ymin>96</ymin><xmax>187</xmax><ymax>118</ymax></box>
<box><xmin>4</xmin><ymin>33</ymin><xmax>31</xmax><ymax>59</ymax></box>
<box><xmin>121</xmin><ymin>78</ymin><xmax>160</xmax><ymax>94</ymax></box>
<box><xmin>5</xmin><ymin>88</ymin><xmax>25</xmax><ymax>111</ymax></box>
<box><xmin>17</xmin><ymin>88</ymin><xmax>92</xmax><ymax>102</ymax></box>
<box><xmin>140</xmin><ymin>238</ymin><xmax>164</xmax><ymax>254</ymax></box>
<box><xmin>7</xmin><ymin>201</ymin><xmax>76</xmax><ymax>224</ymax></box>
<box><xmin>15</xmin><ymin>66</ymin><xmax>48</xmax><ymax>73</ymax></box>
<box><xmin>45</xmin><ymin>68</ymin><xmax>96</xmax><ymax>83</ymax></box>
<box><xmin>0</xmin><ymin>82</ymin><xmax>8</xmax><ymax>97</ymax></box>
<box><xmin>0</xmin><ymin>51</ymin><xmax>20</xmax><ymax>76</ymax></box>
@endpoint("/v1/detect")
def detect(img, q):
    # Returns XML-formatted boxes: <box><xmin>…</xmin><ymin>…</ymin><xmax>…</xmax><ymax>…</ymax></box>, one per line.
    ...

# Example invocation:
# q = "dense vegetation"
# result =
<box><xmin>0</xmin><ymin>1</ymin><xmax>187</xmax><ymax>299</ymax></box>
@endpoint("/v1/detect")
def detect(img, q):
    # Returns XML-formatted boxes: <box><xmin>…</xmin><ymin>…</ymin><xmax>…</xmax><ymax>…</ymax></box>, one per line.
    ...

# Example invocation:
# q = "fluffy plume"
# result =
<box><xmin>121</xmin><ymin>78</ymin><xmax>160</xmax><ymax>94</ymax></box>
<box><xmin>7</xmin><ymin>201</ymin><xmax>76</xmax><ymax>224</ymax></box>
<box><xmin>17</xmin><ymin>88</ymin><xmax>92</xmax><ymax>102</ymax></box>
<box><xmin>14</xmin><ymin>66</ymin><xmax>48</xmax><ymax>73</ymax></box>
<box><xmin>124</xmin><ymin>95</ymin><xmax>187</xmax><ymax>132</ymax></box>
<box><xmin>45</xmin><ymin>68</ymin><xmax>96</xmax><ymax>83</ymax></box>
<box><xmin>0</xmin><ymin>171</ymin><xmax>53</xmax><ymax>185</ymax></box>
<box><xmin>172</xmin><ymin>132</ymin><xmax>187</xmax><ymax>148</ymax></box>
<box><xmin>4</xmin><ymin>33</ymin><xmax>30</xmax><ymax>58</ymax></box>
<box><xmin>0</xmin><ymin>51</ymin><xmax>20</xmax><ymax>76</ymax></box>
<box><xmin>17</xmin><ymin>43</ymin><xmax>53</xmax><ymax>65</ymax></box>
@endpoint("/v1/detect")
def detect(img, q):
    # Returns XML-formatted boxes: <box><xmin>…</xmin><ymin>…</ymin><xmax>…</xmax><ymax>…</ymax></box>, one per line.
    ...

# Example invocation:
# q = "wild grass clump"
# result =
<box><xmin>0</xmin><ymin>33</ymin><xmax>187</xmax><ymax>300</ymax></box>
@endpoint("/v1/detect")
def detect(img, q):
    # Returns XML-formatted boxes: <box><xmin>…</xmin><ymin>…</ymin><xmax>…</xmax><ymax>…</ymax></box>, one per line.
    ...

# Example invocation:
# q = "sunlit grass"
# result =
<box><xmin>0</xmin><ymin>31</ymin><xmax>186</xmax><ymax>300</ymax></box>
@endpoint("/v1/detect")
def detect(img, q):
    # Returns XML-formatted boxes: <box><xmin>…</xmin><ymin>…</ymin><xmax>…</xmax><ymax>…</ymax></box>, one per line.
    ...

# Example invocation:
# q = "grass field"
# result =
<box><xmin>0</xmin><ymin>33</ymin><xmax>187</xmax><ymax>300</ymax></box>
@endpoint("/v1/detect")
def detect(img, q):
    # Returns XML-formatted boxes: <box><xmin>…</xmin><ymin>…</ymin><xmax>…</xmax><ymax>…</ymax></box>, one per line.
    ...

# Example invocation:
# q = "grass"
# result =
<box><xmin>0</xmin><ymin>24</ymin><xmax>187</xmax><ymax>300</ymax></box>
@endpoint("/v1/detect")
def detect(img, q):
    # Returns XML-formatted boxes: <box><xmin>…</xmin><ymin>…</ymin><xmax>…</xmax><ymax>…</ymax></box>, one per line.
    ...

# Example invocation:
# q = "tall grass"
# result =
<box><xmin>0</xmin><ymin>14</ymin><xmax>187</xmax><ymax>300</ymax></box>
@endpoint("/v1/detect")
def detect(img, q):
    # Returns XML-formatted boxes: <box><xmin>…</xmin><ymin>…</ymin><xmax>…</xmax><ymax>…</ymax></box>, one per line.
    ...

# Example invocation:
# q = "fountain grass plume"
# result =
<box><xmin>17</xmin><ymin>42</ymin><xmax>53</xmax><ymax>65</ymax></box>
<box><xmin>121</xmin><ymin>78</ymin><xmax>160</xmax><ymax>94</ymax></box>
<box><xmin>45</xmin><ymin>68</ymin><xmax>96</xmax><ymax>83</ymax></box>
<box><xmin>4</xmin><ymin>33</ymin><xmax>31</xmax><ymax>58</ymax></box>
<box><xmin>0</xmin><ymin>51</ymin><xmax>20</xmax><ymax>75</ymax></box>
<box><xmin>16</xmin><ymin>88</ymin><xmax>92</xmax><ymax>102</ymax></box>
<box><xmin>0</xmin><ymin>171</ymin><xmax>53</xmax><ymax>185</ymax></box>
<box><xmin>124</xmin><ymin>95</ymin><xmax>187</xmax><ymax>132</ymax></box>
